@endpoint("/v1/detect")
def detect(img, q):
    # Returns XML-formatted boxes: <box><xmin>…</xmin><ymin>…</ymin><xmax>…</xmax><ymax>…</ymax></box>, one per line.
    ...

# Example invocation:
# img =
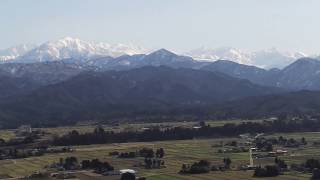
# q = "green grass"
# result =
<box><xmin>148</xmin><ymin>174</ymin><xmax>183</xmax><ymax>180</ymax></box>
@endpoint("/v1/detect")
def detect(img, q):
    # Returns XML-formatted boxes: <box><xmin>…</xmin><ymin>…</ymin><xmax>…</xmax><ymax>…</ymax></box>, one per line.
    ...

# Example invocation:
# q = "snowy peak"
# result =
<box><xmin>185</xmin><ymin>47</ymin><xmax>308</xmax><ymax>69</ymax></box>
<box><xmin>185</xmin><ymin>47</ymin><xmax>252</xmax><ymax>64</ymax></box>
<box><xmin>0</xmin><ymin>37</ymin><xmax>312</xmax><ymax>68</ymax></box>
<box><xmin>251</xmin><ymin>48</ymin><xmax>306</xmax><ymax>69</ymax></box>
<box><xmin>0</xmin><ymin>44</ymin><xmax>36</xmax><ymax>61</ymax></box>
<box><xmin>16</xmin><ymin>37</ymin><xmax>147</xmax><ymax>63</ymax></box>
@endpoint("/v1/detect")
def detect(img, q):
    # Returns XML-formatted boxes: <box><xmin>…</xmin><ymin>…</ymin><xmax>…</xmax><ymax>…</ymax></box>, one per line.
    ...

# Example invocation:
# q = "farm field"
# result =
<box><xmin>0</xmin><ymin>130</ymin><xmax>319</xmax><ymax>179</ymax></box>
<box><xmin>0</xmin><ymin>129</ymin><xmax>15</xmax><ymax>141</ymax></box>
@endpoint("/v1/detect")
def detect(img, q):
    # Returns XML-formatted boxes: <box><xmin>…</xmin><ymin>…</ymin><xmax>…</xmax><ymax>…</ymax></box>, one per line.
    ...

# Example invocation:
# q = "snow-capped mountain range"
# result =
<box><xmin>15</xmin><ymin>37</ymin><xmax>148</xmax><ymax>63</ymax></box>
<box><xmin>0</xmin><ymin>37</ymin><xmax>313</xmax><ymax>68</ymax></box>
<box><xmin>185</xmin><ymin>47</ymin><xmax>308</xmax><ymax>68</ymax></box>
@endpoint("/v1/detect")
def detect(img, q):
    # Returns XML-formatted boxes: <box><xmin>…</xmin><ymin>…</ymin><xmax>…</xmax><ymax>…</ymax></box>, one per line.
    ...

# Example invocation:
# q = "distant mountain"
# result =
<box><xmin>252</xmin><ymin>49</ymin><xmax>306</xmax><ymax>69</ymax></box>
<box><xmin>0</xmin><ymin>44</ymin><xmax>36</xmax><ymax>61</ymax></box>
<box><xmin>185</xmin><ymin>47</ymin><xmax>252</xmax><ymax>64</ymax></box>
<box><xmin>82</xmin><ymin>49</ymin><xmax>207</xmax><ymax>71</ymax></box>
<box><xmin>0</xmin><ymin>49</ymin><xmax>206</xmax><ymax>99</ymax></box>
<box><xmin>0</xmin><ymin>66</ymin><xmax>282</xmax><ymax>127</ymax></box>
<box><xmin>201</xmin><ymin>60</ymin><xmax>274</xmax><ymax>85</ymax></box>
<box><xmin>0</xmin><ymin>38</ymin><xmax>312</xmax><ymax>69</ymax></box>
<box><xmin>15</xmin><ymin>37</ymin><xmax>147</xmax><ymax>63</ymax></box>
<box><xmin>186</xmin><ymin>47</ymin><xmax>307</xmax><ymax>68</ymax></box>
<box><xmin>2</xmin><ymin>49</ymin><xmax>320</xmax><ymax>93</ymax></box>
<box><xmin>2</xmin><ymin>38</ymin><xmax>320</xmax><ymax>91</ymax></box>
<box><xmin>8</xmin><ymin>38</ymin><xmax>205</xmax><ymax>70</ymax></box>
<box><xmin>0</xmin><ymin>61</ymin><xmax>85</xmax><ymax>86</ymax></box>
<box><xmin>275</xmin><ymin>58</ymin><xmax>320</xmax><ymax>90</ymax></box>
<box><xmin>139</xmin><ymin>49</ymin><xmax>203</xmax><ymax>68</ymax></box>
<box><xmin>66</xmin><ymin>49</ymin><xmax>191</xmax><ymax>71</ymax></box>
<box><xmin>201</xmin><ymin>58</ymin><xmax>320</xmax><ymax>90</ymax></box>
<box><xmin>0</xmin><ymin>61</ymin><xmax>88</xmax><ymax>99</ymax></box>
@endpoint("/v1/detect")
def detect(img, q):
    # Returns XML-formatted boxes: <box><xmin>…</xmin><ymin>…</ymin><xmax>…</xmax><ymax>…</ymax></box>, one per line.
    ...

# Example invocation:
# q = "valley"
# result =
<box><xmin>2</xmin><ymin>1</ymin><xmax>320</xmax><ymax>179</ymax></box>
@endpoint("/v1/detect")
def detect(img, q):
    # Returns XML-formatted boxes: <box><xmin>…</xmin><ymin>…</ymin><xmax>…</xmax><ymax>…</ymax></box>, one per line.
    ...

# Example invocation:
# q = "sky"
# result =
<box><xmin>1</xmin><ymin>0</ymin><xmax>319</xmax><ymax>53</ymax></box>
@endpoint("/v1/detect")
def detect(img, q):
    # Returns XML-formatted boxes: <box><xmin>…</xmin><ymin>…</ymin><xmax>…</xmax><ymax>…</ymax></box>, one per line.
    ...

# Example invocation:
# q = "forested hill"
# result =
<box><xmin>0</xmin><ymin>66</ymin><xmax>282</xmax><ymax>128</ymax></box>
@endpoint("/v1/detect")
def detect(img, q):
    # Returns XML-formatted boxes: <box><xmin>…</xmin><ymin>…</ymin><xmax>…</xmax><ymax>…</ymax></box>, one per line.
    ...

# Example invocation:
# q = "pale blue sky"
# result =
<box><xmin>1</xmin><ymin>0</ymin><xmax>319</xmax><ymax>53</ymax></box>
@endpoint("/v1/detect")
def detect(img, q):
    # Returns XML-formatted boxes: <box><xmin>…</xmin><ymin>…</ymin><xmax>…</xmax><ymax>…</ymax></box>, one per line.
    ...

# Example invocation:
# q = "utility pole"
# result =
<box><xmin>240</xmin><ymin>133</ymin><xmax>264</xmax><ymax>168</ymax></box>
<box><xmin>249</xmin><ymin>147</ymin><xmax>254</xmax><ymax>167</ymax></box>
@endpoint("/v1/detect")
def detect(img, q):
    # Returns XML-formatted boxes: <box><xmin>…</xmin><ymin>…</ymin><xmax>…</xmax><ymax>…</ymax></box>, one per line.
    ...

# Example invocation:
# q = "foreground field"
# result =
<box><xmin>1</xmin><ymin>130</ymin><xmax>319</xmax><ymax>179</ymax></box>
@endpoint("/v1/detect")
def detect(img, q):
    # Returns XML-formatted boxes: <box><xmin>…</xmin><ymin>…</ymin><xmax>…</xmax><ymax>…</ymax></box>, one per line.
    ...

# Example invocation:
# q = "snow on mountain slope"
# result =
<box><xmin>16</xmin><ymin>37</ymin><xmax>147</xmax><ymax>63</ymax></box>
<box><xmin>252</xmin><ymin>48</ymin><xmax>307</xmax><ymax>69</ymax></box>
<box><xmin>0</xmin><ymin>37</ymin><xmax>310</xmax><ymax>68</ymax></box>
<box><xmin>185</xmin><ymin>47</ymin><xmax>307</xmax><ymax>69</ymax></box>
<box><xmin>0</xmin><ymin>44</ymin><xmax>36</xmax><ymax>61</ymax></box>
<box><xmin>185</xmin><ymin>47</ymin><xmax>252</xmax><ymax>65</ymax></box>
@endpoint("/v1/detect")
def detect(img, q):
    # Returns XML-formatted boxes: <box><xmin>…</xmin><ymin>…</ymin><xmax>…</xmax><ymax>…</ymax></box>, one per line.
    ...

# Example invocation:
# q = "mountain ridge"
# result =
<box><xmin>0</xmin><ymin>37</ymin><xmax>315</xmax><ymax>68</ymax></box>
<box><xmin>0</xmin><ymin>66</ymin><xmax>283</xmax><ymax>128</ymax></box>
<box><xmin>201</xmin><ymin>58</ymin><xmax>320</xmax><ymax>90</ymax></box>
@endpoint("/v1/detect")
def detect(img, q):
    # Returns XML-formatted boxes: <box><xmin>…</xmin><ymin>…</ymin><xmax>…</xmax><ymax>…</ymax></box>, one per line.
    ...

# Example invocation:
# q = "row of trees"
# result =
<box><xmin>53</xmin><ymin>119</ymin><xmax>320</xmax><ymax>146</ymax></box>
<box><xmin>111</xmin><ymin>147</ymin><xmax>165</xmax><ymax>159</ymax></box>
<box><xmin>180</xmin><ymin>158</ymin><xmax>232</xmax><ymax>174</ymax></box>
<box><xmin>254</xmin><ymin>136</ymin><xmax>307</xmax><ymax>151</ymax></box>
<box><xmin>56</xmin><ymin>156</ymin><xmax>114</xmax><ymax>172</ymax></box>
<box><xmin>254</xmin><ymin>158</ymin><xmax>320</xmax><ymax>178</ymax></box>
<box><xmin>0</xmin><ymin>148</ymin><xmax>44</xmax><ymax>160</ymax></box>
<box><xmin>81</xmin><ymin>159</ymin><xmax>114</xmax><ymax>172</ymax></box>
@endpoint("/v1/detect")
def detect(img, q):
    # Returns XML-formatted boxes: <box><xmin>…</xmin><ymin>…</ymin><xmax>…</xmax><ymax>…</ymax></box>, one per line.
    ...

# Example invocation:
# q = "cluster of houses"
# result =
<box><xmin>48</xmin><ymin>169</ymin><xmax>137</xmax><ymax>179</ymax></box>
<box><xmin>0</xmin><ymin>146</ymin><xmax>73</xmax><ymax>160</ymax></box>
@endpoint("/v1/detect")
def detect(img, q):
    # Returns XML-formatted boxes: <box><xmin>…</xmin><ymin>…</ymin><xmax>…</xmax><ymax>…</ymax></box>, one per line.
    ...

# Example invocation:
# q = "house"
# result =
<box><xmin>268</xmin><ymin>149</ymin><xmax>288</xmax><ymax>156</ymax></box>
<box><xmin>119</xmin><ymin>169</ymin><xmax>136</xmax><ymax>174</ymax></box>
<box><xmin>192</xmin><ymin>126</ymin><xmax>201</xmax><ymax>129</ymax></box>
<box><xmin>16</xmin><ymin>125</ymin><xmax>32</xmax><ymax>136</ymax></box>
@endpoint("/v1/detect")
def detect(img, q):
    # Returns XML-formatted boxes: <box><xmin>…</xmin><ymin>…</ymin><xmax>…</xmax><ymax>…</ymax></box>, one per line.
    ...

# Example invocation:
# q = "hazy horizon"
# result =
<box><xmin>1</xmin><ymin>0</ymin><xmax>320</xmax><ymax>54</ymax></box>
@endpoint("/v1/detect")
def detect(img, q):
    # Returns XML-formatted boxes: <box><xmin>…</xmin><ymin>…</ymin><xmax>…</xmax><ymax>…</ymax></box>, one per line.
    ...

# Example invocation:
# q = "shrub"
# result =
<box><xmin>180</xmin><ymin>160</ymin><xmax>211</xmax><ymax>174</ymax></box>
<box><xmin>121</xmin><ymin>172</ymin><xmax>135</xmax><ymax>180</ymax></box>
<box><xmin>275</xmin><ymin>158</ymin><xmax>287</xmax><ymax>169</ymax></box>
<box><xmin>223</xmin><ymin>158</ymin><xmax>232</xmax><ymax>169</ymax></box>
<box><xmin>311</xmin><ymin>168</ymin><xmax>320</xmax><ymax>180</ymax></box>
<box><xmin>254</xmin><ymin>165</ymin><xmax>280</xmax><ymax>177</ymax></box>
<box><xmin>305</xmin><ymin>159</ymin><xmax>320</xmax><ymax>170</ymax></box>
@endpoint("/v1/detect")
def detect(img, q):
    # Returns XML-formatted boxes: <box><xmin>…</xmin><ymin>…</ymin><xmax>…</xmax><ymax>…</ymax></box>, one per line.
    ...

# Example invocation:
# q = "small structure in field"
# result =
<box><xmin>18</xmin><ymin>125</ymin><xmax>32</xmax><ymax>133</ymax></box>
<box><xmin>15</xmin><ymin>125</ymin><xmax>32</xmax><ymax>136</ymax></box>
<box><xmin>192</xmin><ymin>126</ymin><xmax>201</xmax><ymax>129</ymax></box>
<box><xmin>119</xmin><ymin>169</ymin><xmax>136</xmax><ymax>174</ymax></box>
<box><xmin>268</xmin><ymin>149</ymin><xmax>288</xmax><ymax>156</ymax></box>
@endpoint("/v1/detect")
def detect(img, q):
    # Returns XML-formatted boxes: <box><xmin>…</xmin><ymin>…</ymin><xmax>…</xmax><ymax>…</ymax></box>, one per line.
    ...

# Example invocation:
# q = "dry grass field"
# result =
<box><xmin>0</xmin><ymin>121</ymin><xmax>319</xmax><ymax>179</ymax></box>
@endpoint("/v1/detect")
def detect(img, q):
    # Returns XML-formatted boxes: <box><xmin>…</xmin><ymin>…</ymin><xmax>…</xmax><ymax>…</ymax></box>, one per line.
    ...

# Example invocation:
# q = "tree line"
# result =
<box><xmin>53</xmin><ymin>119</ymin><xmax>320</xmax><ymax>146</ymax></box>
